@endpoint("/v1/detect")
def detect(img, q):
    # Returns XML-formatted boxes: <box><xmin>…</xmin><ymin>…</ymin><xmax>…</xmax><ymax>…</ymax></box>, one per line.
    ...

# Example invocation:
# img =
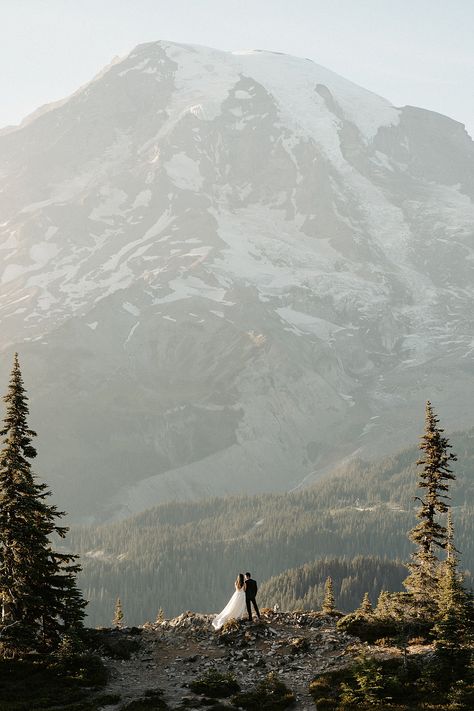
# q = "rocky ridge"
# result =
<box><xmin>93</xmin><ymin>610</ymin><xmax>415</xmax><ymax>710</ymax></box>
<box><xmin>90</xmin><ymin>609</ymin><xmax>432</xmax><ymax>711</ymax></box>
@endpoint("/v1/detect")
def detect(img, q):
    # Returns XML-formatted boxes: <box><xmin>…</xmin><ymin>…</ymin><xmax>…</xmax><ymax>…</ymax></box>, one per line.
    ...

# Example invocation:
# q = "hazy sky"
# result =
<box><xmin>1</xmin><ymin>0</ymin><xmax>473</xmax><ymax>137</ymax></box>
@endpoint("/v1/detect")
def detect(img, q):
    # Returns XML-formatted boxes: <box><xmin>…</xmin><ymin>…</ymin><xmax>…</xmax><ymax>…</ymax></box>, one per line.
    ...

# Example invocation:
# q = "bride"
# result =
<box><xmin>212</xmin><ymin>573</ymin><xmax>247</xmax><ymax>630</ymax></box>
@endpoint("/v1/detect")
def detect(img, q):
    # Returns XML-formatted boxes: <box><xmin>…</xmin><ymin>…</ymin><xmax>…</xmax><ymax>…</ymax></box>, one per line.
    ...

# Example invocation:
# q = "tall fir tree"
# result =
<box><xmin>322</xmin><ymin>576</ymin><xmax>335</xmax><ymax>614</ymax></box>
<box><xmin>113</xmin><ymin>597</ymin><xmax>124</xmax><ymax>628</ymax></box>
<box><xmin>0</xmin><ymin>354</ymin><xmax>86</xmax><ymax>652</ymax></box>
<box><xmin>404</xmin><ymin>401</ymin><xmax>456</xmax><ymax>615</ymax></box>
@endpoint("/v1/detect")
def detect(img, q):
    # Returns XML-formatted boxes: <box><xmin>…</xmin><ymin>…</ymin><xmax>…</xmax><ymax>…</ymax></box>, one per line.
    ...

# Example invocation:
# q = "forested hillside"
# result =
<box><xmin>259</xmin><ymin>556</ymin><xmax>408</xmax><ymax>612</ymax></box>
<box><xmin>69</xmin><ymin>429</ymin><xmax>474</xmax><ymax>626</ymax></box>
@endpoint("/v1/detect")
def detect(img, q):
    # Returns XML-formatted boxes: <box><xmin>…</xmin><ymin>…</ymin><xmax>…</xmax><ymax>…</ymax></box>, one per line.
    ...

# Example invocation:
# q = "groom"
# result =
<box><xmin>244</xmin><ymin>572</ymin><xmax>261</xmax><ymax>622</ymax></box>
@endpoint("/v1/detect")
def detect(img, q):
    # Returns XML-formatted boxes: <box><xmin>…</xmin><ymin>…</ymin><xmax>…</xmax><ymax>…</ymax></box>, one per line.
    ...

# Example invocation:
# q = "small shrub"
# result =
<box><xmin>446</xmin><ymin>679</ymin><xmax>474</xmax><ymax>711</ymax></box>
<box><xmin>0</xmin><ymin>622</ymin><xmax>39</xmax><ymax>658</ymax></box>
<box><xmin>339</xmin><ymin>655</ymin><xmax>385</xmax><ymax>707</ymax></box>
<box><xmin>94</xmin><ymin>692</ymin><xmax>121</xmax><ymax>705</ymax></box>
<box><xmin>220</xmin><ymin>618</ymin><xmax>241</xmax><ymax>634</ymax></box>
<box><xmin>121</xmin><ymin>688</ymin><xmax>168</xmax><ymax>710</ymax></box>
<box><xmin>0</xmin><ymin>654</ymin><xmax>108</xmax><ymax>710</ymax></box>
<box><xmin>190</xmin><ymin>668</ymin><xmax>240</xmax><ymax>698</ymax></box>
<box><xmin>54</xmin><ymin>632</ymin><xmax>87</xmax><ymax>661</ymax></box>
<box><xmin>80</xmin><ymin>627</ymin><xmax>142</xmax><ymax>659</ymax></box>
<box><xmin>309</xmin><ymin>668</ymin><xmax>350</xmax><ymax>711</ymax></box>
<box><xmin>101</xmin><ymin>635</ymin><xmax>141</xmax><ymax>660</ymax></box>
<box><xmin>309</xmin><ymin>696</ymin><xmax>336</xmax><ymax>711</ymax></box>
<box><xmin>289</xmin><ymin>637</ymin><xmax>310</xmax><ymax>654</ymax></box>
<box><xmin>309</xmin><ymin>674</ymin><xmax>340</xmax><ymax>710</ymax></box>
<box><xmin>52</xmin><ymin>653</ymin><xmax>109</xmax><ymax>686</ymax></box>
<box><xmin>337</xmin><ymin>612</ymin><xmax>399</xmax><ymax>642</ymax></box>
<box><xmin>373</xmin><ymin>637</ymin><xmax>392</xmax><ymax>647</ymax></box>
<box><xmin>409</xmin><ymin>636</ymin><xmax>428</xmax><ymax>645</ymax></box>
<box><xmin>231</xmin><ymin>672</ymin><xmax>295</xmax><ymax>709</ymax></box>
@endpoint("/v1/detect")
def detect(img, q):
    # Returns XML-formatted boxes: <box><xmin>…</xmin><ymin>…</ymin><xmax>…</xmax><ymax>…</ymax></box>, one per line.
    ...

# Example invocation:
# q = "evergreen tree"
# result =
<box><xmin>322</xmin><ymin>576</ymin><xmax>335</xmax><ymax>614</ymax></box>
<box><xmin>358</xmin><ymin>592</ymin><xmax>373</xmax><ymax>615</ymax></box>
<box><xmin>340</xmin><ymin>655</ymin><xmax>385</xmax><ymax>707</ymax></box>
<box><xmin>375</xmin><ymin>590</ymin><xmax>391</xmax><ymax>617</ymax></box>
<box><xmin>432</xmin><ymin>512</ymin><xmax>473</xmax><ymax>660</ymax></box>
<box><xmin>0</xmin><ymin>354</ymin><xmax>86</xmax><ymax>651</ymax></box>
<box><xmin>404</xmin><ymin>402</ymin><xmax>457</xmax><ymax>614</ymax></box>
<box><xmin>437</xmin><ymin>512</ymin><xmax>470</xmax><ymax>619</ymax></box>
<box><xmin>113</xmin><ymin>597</ymin><xmax>124</xmax><ymax>628</ymax></box>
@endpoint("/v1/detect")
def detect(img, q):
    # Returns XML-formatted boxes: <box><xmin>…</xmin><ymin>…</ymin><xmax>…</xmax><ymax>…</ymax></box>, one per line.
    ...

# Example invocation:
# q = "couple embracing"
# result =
<box><xmin>212</xmin><ymin>572</ymin><xmax>261</xmax><ymax>630</ymax></box>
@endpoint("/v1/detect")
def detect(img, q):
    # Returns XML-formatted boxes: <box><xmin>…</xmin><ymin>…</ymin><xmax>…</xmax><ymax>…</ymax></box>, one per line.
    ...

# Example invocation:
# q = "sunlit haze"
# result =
<box><xmin>1</xmin><ymin>0</ymin><xmax>473</xmax><ymax>137</ymax></box>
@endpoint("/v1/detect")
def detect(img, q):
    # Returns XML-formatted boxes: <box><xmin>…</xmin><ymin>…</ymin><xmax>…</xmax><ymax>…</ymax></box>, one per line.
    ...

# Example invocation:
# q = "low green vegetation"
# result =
<box><xmin>186</xmin><ymin>669</ymin><xmax>295</xmax><ymax>710</ymax></box>
<box><xmin>190</xmin><ymin>667</ymin><xmax>240</xmax><ymax>697</ymax></box>
<box><xmin>84</xmin><ymin>627</ymin><xmax>142</xmax><ymax>660</ymax></box>
<box><xmin>310</xmin><ymin>653</ymin><xmax>474</xmax><ymax>710</ymax></box>
<box><xmin>120</xmin><ymin>689</ymin><xmax>169</xmax><ymax>711</ymax></box>
<box><xmin>231</xmin><ymin>672</ymin><xmax>295</xmax><ymax>709</ymax></box>
<box><xmin>0</xmin><ymin>654</ymin><xmax>109</xmax><ymax>711</ymax></box>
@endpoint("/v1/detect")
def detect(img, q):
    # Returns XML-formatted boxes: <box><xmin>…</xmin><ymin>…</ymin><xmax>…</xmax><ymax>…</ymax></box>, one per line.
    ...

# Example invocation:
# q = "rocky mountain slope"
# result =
<box><xmin>1</xmin><ymin>41</ymin><xmax>473</xmax><ymax>520</ymax></box>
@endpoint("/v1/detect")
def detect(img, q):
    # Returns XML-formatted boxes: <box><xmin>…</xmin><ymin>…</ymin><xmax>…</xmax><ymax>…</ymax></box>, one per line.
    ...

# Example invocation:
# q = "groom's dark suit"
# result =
<box><xmin>244</xmin><ymin>577</ymin><xmax>260</xmax><ymax>621</ymax></box>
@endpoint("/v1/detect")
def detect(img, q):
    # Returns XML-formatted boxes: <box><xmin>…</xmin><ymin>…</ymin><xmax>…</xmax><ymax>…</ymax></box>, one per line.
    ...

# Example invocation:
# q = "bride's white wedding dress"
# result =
<box><xmin>212</xmin><ymin>585</ymin><xmax>246</xmax><ymax>630</ymax></box>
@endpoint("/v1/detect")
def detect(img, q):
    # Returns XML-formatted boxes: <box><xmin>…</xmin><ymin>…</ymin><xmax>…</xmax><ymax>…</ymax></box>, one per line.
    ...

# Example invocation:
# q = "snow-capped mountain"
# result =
<box><xmin>1</xmin><ymin>41</ymin><xmax>473</xmax><ymax>520</ymax></box>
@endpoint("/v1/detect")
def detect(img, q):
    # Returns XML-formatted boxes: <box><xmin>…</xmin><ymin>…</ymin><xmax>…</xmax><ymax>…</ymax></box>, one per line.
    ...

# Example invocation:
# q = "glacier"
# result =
<box><xmin>0</xmin><ymin>41</ymin><xmax>473</xmax><ymax>520</ymax></box>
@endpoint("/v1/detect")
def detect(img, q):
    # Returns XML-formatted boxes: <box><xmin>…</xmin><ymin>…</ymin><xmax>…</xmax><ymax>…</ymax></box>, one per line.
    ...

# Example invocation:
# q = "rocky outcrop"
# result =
<box><xmin>99</xmin><ymin>611</ymin><xmax>361</xmax><ymax>709</ymax></box>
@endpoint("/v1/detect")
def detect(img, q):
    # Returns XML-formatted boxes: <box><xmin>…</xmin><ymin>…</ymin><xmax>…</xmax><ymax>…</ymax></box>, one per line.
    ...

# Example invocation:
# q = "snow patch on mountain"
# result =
<box><xmin>165</xmin><ymin>153</ymin><xmax>203</xmax><ymax>191</ymax></box>
<box><xmin>231</xmin><ymin>49</ymin><xmax>399</xmax><ymax>141</ymax></box>
<box><xmin>0</xmin><ymin>40</ymin><xmax>473</xmax><ymax>520</ymax></box>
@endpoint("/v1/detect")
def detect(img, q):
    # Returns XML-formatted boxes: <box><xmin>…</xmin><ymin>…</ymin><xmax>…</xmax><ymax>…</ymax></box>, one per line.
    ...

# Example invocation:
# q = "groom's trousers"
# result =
<box><xmin>246</xmin><ymin>597</ymin><xmax>260</xmax><ymax>621</ymax></box>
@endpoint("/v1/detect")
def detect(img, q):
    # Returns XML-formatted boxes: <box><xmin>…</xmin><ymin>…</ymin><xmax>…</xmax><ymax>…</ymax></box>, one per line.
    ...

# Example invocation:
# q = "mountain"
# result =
<box><xmin>0</xmin><ymin>41</ymin><xmax>473</xmax><ymax>520</ymax></box>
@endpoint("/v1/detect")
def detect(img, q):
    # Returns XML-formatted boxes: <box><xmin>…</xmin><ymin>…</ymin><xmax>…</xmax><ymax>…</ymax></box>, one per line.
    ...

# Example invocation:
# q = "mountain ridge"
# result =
<box><xmin>0</xmin><ymin>40</ymin><xmax>473</xmax><ymax>520</ymax></box>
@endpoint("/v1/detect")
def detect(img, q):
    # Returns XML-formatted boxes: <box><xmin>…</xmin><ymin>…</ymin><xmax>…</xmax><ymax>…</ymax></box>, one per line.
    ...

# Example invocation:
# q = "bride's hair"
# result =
<box><xmin>235</xmin><ymin>573</ymin><xmax>245</xmax><ymax>589</ymax></box>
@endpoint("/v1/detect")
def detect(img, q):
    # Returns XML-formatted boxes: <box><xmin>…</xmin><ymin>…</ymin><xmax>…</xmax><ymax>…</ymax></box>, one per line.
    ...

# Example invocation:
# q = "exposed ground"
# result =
<box><xmin>96</xmin><ymin>610</ymin><xmax>394</xmax><ymax>710</ymax></box>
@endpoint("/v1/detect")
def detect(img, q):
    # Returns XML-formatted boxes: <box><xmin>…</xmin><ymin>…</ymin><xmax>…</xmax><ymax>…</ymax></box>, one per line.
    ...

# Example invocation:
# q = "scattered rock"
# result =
<box><xmin>98</xmin><ymin>611</ymin><xmax>361</xmax><ymax>709</ymax></box>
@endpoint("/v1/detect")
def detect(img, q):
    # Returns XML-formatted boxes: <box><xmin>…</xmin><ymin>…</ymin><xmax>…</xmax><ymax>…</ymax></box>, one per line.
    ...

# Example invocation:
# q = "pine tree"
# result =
<box><xmin>375</xmin><ymin>590</ymin><xmax>391</xmax><ymax>617</ymax></box>
<box><xmin>404</xmin><ymin>402</ymin><xmax>457</xmax><ymax>615</ymax></box>
<box><xmin>432</xmin><ymin>512</ymin><xmax>473</xmax><ymax>659</ymax></box>
<box><xmin>0</xmin><ymin>354</ymin><xmax>86</xmax><ymax>652</ymax></box>
<box><xmin>340</xmin><ymin>655</ymin><xmax>384</xmax><ymax>707</ymax></box>
<box><xmin>113</xmin><ymin>597</ymin><xmax>124</xmax><ymax>628</ymax></box>
<box><xmin>358</xmin><ymin>592</ymin><xmax>373</xmax><ymax>615</ymax></box>
<box><xmin>322</xmin><ymin>576</ymin><xmax>335</xmax><ymax>614</ymax></box>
